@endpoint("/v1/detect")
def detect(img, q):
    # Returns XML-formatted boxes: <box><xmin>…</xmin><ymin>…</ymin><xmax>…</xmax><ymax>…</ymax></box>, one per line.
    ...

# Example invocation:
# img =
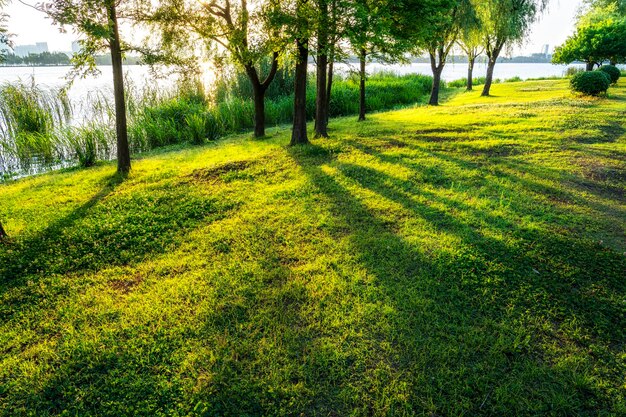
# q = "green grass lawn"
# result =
<box><xmin>1</xmin><ymin>79</ymin><xmax>625</xmax><ymax>416</ymax></box>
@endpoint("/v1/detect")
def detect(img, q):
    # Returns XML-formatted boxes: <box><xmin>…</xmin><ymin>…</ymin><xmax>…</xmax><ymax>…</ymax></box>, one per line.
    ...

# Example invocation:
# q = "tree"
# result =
<box><xmin>277</xmin><ymin>0</ymin><xmax>314</xmax><ymax>145</ymax></box>
<box><xmin>150</xmin><ymin>0</ymin><xmax>284</xmax><ymax>138</ymax></box>
<box><xmin>314</xmin><ymin>0</ymin><xmax>331</xmax><ymax>137</ymax></box>
<box><xmin>0</xmin><ymin>4</ymin><xmax>7</xmax><ymax>241</ymax></box>
<box><xmin>457</xmin><ymin>7</ymin><xmax>484</xmax><ymax>91</ymax></box>
<box><xmin>346</xmin><ymin>0</ymin><xmax>404</xmax><ymax>121</ymax></box>
<box><xmin>477</xmin><ymin>0</ymin><xmax>548</xmax><ymax>96</ymax></box>
<box><xmin>422</xmin><ymin>0</ymin><xmax>478</xmax><ymax>105</ymax></box>
<box><xmin>40</xmin><ymin>0</ymin><xmax>144</xmax><ymax>174</ymax></box>
<box><xmin>552</xmin><ymin>19</ymin><xmax>626</xmax><ymax>69</ymax></box>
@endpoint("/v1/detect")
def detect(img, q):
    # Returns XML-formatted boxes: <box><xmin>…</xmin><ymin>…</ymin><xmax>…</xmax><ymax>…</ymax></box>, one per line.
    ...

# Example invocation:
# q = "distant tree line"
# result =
<box><xmin>0</xmin><ymin>51</ymin><xmax>143</xmax><ymax>66</ymax></box>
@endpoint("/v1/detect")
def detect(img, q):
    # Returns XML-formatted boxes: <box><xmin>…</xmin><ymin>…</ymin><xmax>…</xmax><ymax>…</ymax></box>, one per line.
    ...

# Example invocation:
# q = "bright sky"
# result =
<box><xmin>5</xmin><ymin>0</ymin><xmax>584</xmax><ymax>55</ymax></box>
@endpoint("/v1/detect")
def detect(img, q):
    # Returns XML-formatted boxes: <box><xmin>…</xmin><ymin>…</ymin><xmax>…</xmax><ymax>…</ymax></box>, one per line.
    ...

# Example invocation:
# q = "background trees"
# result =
<box><xmin>553</xmin><ymin>19</ymin><xmax>626</xmax><ymax>69</ymax></box>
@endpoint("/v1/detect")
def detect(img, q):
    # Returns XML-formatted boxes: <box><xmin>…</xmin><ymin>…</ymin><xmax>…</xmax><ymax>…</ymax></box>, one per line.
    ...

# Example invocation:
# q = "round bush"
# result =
<box><xmin>598</xmin><ymin>65</ymin><xmax>621</xmax><ymax>84</ymax></box>
<box><xmin>570</xmin><ymin>71</ymin><xmax>611</xmax><ymax>96</ymax></box>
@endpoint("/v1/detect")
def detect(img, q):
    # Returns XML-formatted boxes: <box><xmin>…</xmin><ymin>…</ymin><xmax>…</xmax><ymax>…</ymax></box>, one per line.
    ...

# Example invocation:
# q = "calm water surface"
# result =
<box><xmin>0</xmin><ymin>62</ymin><xmax>587</xmax><ymax>101</ymax></box>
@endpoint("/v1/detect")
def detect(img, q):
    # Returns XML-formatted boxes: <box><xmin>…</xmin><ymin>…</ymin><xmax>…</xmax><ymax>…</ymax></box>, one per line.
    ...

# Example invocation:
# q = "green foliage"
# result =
<box><xmin>0</xmin><ymin>72</ymin><xmax>435</xmax><ymax>180</ymax></box>
<box><xmin>0</xmin><ymin>81</ymin><xmax>70</xmax><ymax>171</ymax></box>
<box><xmin>598</xmin><ymin>64</ymin><xmax>621</xmax><ymax>83</ymax></box>
<box><xmin>570</xmin><ymin>70</ymin><xmax>611</xmax><ymax>95</ymax></box>
<box><xmin>553</xmin><ymin>18</ymin><xmax>626</xmax><ymax>67</ymax></box>
<box><xmin>1</xmin><ymin>79</ymin><xmax>625</xmax><ymax>416</ymax></box>
<box><xmin>565</xmin><ymin>66</ymin><xmax>585</xmax><ymax>77</ymax></box>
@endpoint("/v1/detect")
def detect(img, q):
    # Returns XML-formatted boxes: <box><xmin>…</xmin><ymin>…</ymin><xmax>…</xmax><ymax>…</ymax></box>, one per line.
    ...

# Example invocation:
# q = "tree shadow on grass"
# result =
<box><xmin>282</xmin><ymin>145</ymin><xmax>625</xmax><ymax>415</ymax></box>
<box><xmin>0</xmin><ymin>171</ymin><xmax>236</xmax><ymax>317</ymax></box>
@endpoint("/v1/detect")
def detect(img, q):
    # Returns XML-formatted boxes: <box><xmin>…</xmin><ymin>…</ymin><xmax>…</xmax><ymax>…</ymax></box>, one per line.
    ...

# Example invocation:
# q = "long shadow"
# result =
<box><xmin>0</xmin><ymin>172</ymin><xmax>236</xmax><ymax>319</ymax></box>
<box><xmin>279</xmin><ymin>145</ymin><xmax>624</xmax><ymax>415</ymax></box>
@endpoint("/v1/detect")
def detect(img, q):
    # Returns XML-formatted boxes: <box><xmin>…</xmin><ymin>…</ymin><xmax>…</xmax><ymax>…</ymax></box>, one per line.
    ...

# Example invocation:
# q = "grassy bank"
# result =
<box><xmin>1</xmin><ymin>78</ymin><xmax>625</xmax><ymax>416</ymax></box>
<box><xmin>0</xmin><ymin>72</ymin><xmax>436</xmax><ymax>179</ymax></box>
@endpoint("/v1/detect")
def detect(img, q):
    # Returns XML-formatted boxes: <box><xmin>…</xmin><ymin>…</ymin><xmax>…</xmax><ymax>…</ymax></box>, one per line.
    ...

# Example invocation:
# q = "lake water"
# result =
<box><xmin>0</xmin><ymin>63</ymin><xmax>587</xmax><ymax>102</ymax></box>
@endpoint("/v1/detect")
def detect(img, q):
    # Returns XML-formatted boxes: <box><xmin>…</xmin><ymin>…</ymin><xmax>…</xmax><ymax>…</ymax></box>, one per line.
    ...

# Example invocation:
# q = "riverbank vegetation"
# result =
<box><xmin>0</xmin><ymin>71</ymin><xmax>438</xmax><ymax>179</ymax></box>
<box><xmin>1</xmin><ymin>78</ymin><xmax>625</xmax><ymax>416</ymax></box>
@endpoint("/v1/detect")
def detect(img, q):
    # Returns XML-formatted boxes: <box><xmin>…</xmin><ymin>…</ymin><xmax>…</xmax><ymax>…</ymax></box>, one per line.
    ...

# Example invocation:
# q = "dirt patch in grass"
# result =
<box><xmin>190</xmin><ymin>160</ymin><xmax>257</xmax><ymax>183</ymax></box>
<box><xmin>110</xmin><ymin>272</ymin><xmax>144</xmax><ymax>294</ymax></box>
<box><xmin>379</xmin><ymin>138</ymin><xmax>409</xmax><ymax>149</ymax></box>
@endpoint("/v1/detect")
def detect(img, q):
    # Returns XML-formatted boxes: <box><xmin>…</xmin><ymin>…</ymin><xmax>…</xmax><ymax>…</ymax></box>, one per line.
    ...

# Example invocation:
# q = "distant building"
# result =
<box><xmin>14</xmin><ymin>42</ymin><xmax>49</xmax><ymax>57</ymax></box>
<box><xmin>71</xmin><ymin>41</ymin><xmax>81</xmax><ymax>53</ymax></box>
<box><xmin>541</xmin><ymin>44</ymin><xmax>550</xmax><ymax>57</ymax></box>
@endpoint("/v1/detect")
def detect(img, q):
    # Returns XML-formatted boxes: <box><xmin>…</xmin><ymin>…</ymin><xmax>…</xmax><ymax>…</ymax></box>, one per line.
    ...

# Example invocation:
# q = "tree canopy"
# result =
<box><xmin>553</xmin><ymin>18</ymin><xmax>626</xmax><ymax>68</ymax></box>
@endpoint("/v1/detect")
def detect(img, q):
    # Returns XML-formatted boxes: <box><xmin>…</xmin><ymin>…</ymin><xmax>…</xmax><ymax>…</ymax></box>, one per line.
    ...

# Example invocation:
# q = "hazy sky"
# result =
<box><xmin>5</xmin><ymin>0</ymin><xmax>584</xmax><ymax>55</ymax></box>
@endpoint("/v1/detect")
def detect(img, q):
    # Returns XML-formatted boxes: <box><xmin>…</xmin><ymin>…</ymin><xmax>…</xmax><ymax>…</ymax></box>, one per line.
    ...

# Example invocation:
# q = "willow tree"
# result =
<box><xmin>457</xmin><ymin>9</ymin><xmax>484</xmax><ymax>91</ymax></box>
<box><xmin>40</xmin><ymin>0</ymin><xmax>145</xmax><ymax>174</ymax></box>
<box><xmin>272</xmin><ymin>0</ymin><xmax>314</xmax><ymax>145</ymax></box>
<box><xmin>347</xmin><ymin>0</ymin><xmax>405</xmax><ymax>121</ymax></box>
<box><xmin>421</xmin><ymin>0</ymin><xmax>478</xmax><ymax>105</ymax></box>
<box><xmin>150</xmin><ymin>0</ymin><xmax>285</xmax><ymax>138</ymax></box>
<box><xmin>0</xmin><ymin>5</ymin><xmax>6</xmax><ymax>240</ymax></box>
<box><xmin>477</xmin><ymin>0</ymin><xmax>549</xmax><ymax>97</ymax></box>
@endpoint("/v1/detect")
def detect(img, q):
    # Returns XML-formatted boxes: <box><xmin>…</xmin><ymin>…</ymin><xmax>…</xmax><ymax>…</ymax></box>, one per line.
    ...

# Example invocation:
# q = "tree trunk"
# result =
<box><xmin>0</xmin><ymin>222</ymin><xmax>6</xmax><ymax>240</ymax></box>
<box><xmin>586</xmin><ymin>61</ymin><xmax>595</xmax><ymax>71</ymax></box>
<box><xmin>467</xmin><ymin>56</ymin><xmax>475</xmax><ymax>91</ymax></box>
<box><xmin>108</xmin><ymin>2</ymin><xmax>130</xmax><ymax>174</ymax></box>
<box><xmin>358</xmin><ymin>48</ymin><xmax>366</xmax><ymax>122</ymax></box>
<box><xmin>315</xmin><ymin>53</ymin><xmax>328</xmax><ymax>137</ymax></box>
<box><xmin>429</xmin><ymin>52</ymin><xmax>444</xmax><ymax>106</ymax></box>
<box><xmin>290</xmin><ymin>38</ymin><xmax>309</xmax><ymax>146</ymax></box>
<box><xmin>325</xmin><ymin>57</ymin><xmax>334</xmax><ymax>128</ymax></box>
<box><xmin>430</xmin><ymin>68</ymin><xmax>442</xmax><ymax>105</ymax></box>
<box><xmin>481</xmin><ymin>58</ymin><xmax>497</xmax><ymax>97</ymax></box>
<box><xmin>245</xmin><ymin>52</ymin><xmax>278</xmax><ymax>138</ymax></box>
<box><xmin>252</xmin><ymin>85</ymin><xmax>266</xmax><ymax>138</ymax></box>
<box><xmin>315</xmin><ymin>0</ymin><xmax>329</xmax><ymax>138</ymax></box>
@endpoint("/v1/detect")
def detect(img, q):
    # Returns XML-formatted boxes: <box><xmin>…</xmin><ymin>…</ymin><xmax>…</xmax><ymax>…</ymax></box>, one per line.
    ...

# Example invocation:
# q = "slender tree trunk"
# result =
<box><xmin>108</xmin><ymin>3</ymin><xmax>130</xmax><ymax>174</ymax></box>
<box><xmin>315</xmin><ymin>0</ymin><xmax>329</xmax><ymax>138</ymax></box>
<box><xmin>0</xmin><ymin>222</ymin><xmax>6</xmax><ymax>240</ymax></box>
<box><xmin>358</xmin><ymin>48</ymin><xmax>366</xmax><ymax>122</ymax></box>
<box><xmin>325</xmin><ymin>57</ymin><xmax>334</xmax><ymax>128</ymax></box>
<box><xmin>291</xmin><ymin>38</ymin><xmax>309</xmax><ymax>146</ymax></box>
<box><xmin>586</xmin><ymin>61</ymin><xmax>594</xmax><ymax>71</ymax></box>
<box><xmin>481</xmin><ymin>58</ymin><xmax>497</xmax><ymax>97</ymax></box>
<box><xmin>467</xmin><ymin>56</ymin><xmax>475</xmax><ymax>91</ymax></box>
<box><xmin>314</xmin><ymin>53</ymin><xmax>328</xmax><ymax>137</ymax></box>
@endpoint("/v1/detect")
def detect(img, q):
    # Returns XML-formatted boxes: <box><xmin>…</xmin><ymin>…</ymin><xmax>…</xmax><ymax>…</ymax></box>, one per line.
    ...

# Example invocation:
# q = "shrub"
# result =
<box><xmin>570</xmin><ymin>71</ymin><xmax>611</xmax><ymax>96</ymax></box>
<box><xmin>598</xmin><ymin>65</ymin><xmax>621</xmax><ymax>84</ymax></box>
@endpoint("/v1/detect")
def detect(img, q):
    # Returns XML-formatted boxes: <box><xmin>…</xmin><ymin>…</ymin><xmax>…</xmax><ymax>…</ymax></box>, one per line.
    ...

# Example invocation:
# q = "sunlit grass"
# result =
<box><xmin>0</xmin><ymin>79</ymin><xmax>625</xmax><ymax>416</ymax></box>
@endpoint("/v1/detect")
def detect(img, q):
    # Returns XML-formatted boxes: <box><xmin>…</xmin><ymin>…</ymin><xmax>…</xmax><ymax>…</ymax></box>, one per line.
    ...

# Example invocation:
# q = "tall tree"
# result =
<box><xmin>477</xmin><ymin>0</ymin><xmax>549</xmax><ymax>97</ymax></box>
<box><xmin>457</xmin><ymin>9</ymin><xmax>484</xmax><ymax>91</ymax></box>
<box><xmin>314</xmin><ymin>0</ymin><xmax>330</xmax><ymax>137</ymax></box>
<box><xmin>150</xmin><ymin>0</ymin><xmax>284</xmax><ymax>138</ymax></box>
<box><xmin>422</xmin><ymin>0</ymin><xmax>478</xmax><ymax>105</ymax></box>
<box><xmin>280</xmin><ymin>0</ymin><xmax>314</xmax><ymax>145</ymax></box>
<box><xmin>40</xmin><ymin>0</ymin><xmax>144</xmax><ymax>174</ymax></box>
<box><xmin>0</xmin><ymin>3</ymin><xmax>7</xmax><ymax>241</ymax></box>
<box><xmin>346</xmin><ymin>0</ymin><xmax>404</xmax><ymax>121</ymax></box>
